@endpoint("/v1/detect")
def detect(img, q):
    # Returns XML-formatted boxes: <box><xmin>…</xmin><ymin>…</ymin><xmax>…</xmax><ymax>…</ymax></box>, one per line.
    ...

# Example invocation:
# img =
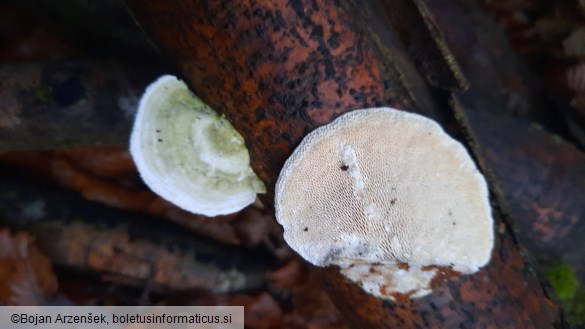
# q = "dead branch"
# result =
<box><xmin>0</xmin><ymin>60</ymin><xmax>164</xmax><ymax>151</ymax></box>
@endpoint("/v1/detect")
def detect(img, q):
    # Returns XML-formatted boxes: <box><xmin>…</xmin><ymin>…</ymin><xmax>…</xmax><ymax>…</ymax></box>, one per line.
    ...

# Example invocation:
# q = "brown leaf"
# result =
<box><xmin>0</xmin><ymin>230</ymin><xmax>58</xmax><ymax>305</ymax></box>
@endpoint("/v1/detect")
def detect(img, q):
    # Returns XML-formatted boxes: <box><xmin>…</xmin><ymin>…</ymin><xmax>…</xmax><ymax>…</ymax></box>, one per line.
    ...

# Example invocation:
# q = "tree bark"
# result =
<box><xmin>125</xmin><ymin>0</ymin><xmax>449</xmax><ymax>198</ymax></box>
<box><xmin>0</xmin><ymin>60</ymin><xmax>164</xmax><ymax>151</ymax></box>
<box><xmin>462</xmin><ymin>110</ymin><xmax>585</xmax><ymax>285</ymax></box>
<box><xmin>125</xmin><ymin>0</ymin><xmax>567</xmax><ymax>327</ymax></box>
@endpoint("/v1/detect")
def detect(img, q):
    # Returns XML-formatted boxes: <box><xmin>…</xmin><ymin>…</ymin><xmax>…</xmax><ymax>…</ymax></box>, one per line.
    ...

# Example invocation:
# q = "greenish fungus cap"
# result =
<box><xmin>130</xmin><ymin>75</ymin><xmax>265</xmax><ymax>217</ymax></box>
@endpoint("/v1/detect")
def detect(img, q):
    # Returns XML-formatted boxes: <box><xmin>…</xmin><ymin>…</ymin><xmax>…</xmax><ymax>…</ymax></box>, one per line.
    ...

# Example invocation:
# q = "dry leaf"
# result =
<box><xmin>0</xmin><ymin>229</ymin><xmax>58</xmax><ymax>305</ymax></box>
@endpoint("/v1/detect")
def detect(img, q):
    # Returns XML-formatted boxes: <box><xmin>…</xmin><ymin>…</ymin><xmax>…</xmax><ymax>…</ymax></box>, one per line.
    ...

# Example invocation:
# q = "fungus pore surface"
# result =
<box><xmin>275</xmin><ymin>107</ymin><xmax>493</xmax><ymax>299</ymax></box>
<box><xmin>130</xmin><ymin>75</ymin><xmax>265</xmax><ymax>217</ymax></box>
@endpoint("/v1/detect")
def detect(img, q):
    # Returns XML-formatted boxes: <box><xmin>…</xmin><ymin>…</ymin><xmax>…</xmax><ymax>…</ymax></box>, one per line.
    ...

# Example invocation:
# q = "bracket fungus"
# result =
<box><xmin>130</xmin><ymin>75</ymin><xmax>265</xmax><ymax>217</ymax></box>
<box><xmin>275</xmin><ymin>107</ymin><xmax>494</xmax><ymax>300</ymax></box>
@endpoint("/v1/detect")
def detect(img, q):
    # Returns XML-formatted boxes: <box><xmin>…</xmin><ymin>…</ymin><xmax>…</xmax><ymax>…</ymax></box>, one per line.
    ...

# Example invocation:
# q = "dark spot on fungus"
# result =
<box><xmin>453</xmin><ymin>222</ymin><xmax>456</xmax><ymax>226</ymax></box>
<box><xmin>390</xmin><ymin>198</ymin><xmax>397</xmax><ymax>205</ymax></box>
<box><xmin>303</xmin><ymin>227</ymin><xmax>308</xmax><ymax>232</ymax></box>
<box><xmin>340</xmin><ymin>164</ymin><xmax>349</xmax><ymax>171</ymax></box>
<box><xmin>157</xmin><ymin>139</ymin><xmax>163</xmax><ymax>142</ymax></box>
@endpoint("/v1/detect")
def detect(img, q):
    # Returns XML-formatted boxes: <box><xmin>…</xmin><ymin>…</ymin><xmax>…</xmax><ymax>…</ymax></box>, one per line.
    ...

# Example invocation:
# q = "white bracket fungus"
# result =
<box><xmin>130</xmin><ymin>75</ymin><xmax>265</xmax><ymax>217</ymax></box>
<box><xmin>275</xmin><ymin>107</ymin><xmax>494</xmax><ymax>300</ymax></box>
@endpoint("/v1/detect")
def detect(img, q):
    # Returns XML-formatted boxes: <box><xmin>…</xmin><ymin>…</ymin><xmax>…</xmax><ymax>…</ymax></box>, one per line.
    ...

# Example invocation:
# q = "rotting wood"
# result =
<box><xmin>125</xmin><ymin>0</ymin><xmax>566</xmax><ymax>327</ymax></box>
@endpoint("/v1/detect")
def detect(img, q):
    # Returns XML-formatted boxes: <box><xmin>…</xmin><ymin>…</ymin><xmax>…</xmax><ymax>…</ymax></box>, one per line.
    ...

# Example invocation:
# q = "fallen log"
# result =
<box><xmin>125</xmin><ymin>0</ymin><xmax>566</xmax><ymax>327</ymax></box>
